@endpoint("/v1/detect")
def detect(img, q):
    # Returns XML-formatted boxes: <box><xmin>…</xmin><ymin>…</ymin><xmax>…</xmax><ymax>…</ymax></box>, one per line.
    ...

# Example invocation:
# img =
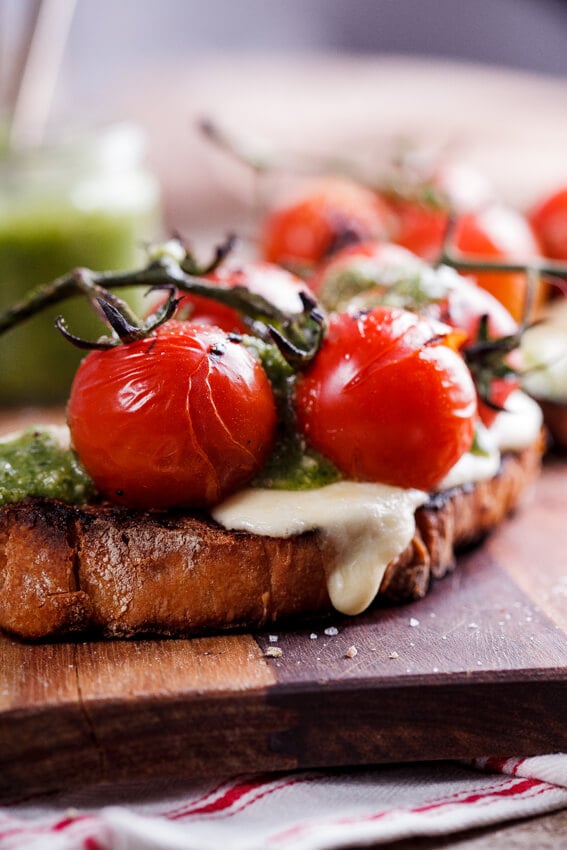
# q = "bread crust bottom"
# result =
<box><xmin>0</xmin><ymin>440</ymin><xmax>543</xmax><ymax>640</ymax></box>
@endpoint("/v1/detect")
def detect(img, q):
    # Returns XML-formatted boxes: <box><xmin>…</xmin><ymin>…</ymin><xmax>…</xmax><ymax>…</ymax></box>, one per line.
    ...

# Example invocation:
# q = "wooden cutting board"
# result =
<box><xmin>0</xmin><ymin>411</ymin><xmax>566</xmax><ymax>800</ymax></box>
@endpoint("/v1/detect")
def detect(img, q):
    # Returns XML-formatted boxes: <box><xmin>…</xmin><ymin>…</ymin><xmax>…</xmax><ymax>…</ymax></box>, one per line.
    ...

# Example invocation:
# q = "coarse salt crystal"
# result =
<box><xmin>309</xmin><ymin>633</ymin><xmax>318</xmax><ymax>640</ymax></box>
<box><xmin>268</xmin><ymin>635</ymin><xmax>279</xmax><ymax>643</ymax></box>
<box><xmin>324</xmin><ymin>626</ymin><xmax>339</xmax><ymax>636</ymax></box>
<box><xmin>345</xmin><ymin>645</ymin><xmax>358</xmax><ymax>658</ymax></box>
<box><xmin>409</xmin><ymin>618</ymin><xmax>420</xmax><ymax>627</ymax></box>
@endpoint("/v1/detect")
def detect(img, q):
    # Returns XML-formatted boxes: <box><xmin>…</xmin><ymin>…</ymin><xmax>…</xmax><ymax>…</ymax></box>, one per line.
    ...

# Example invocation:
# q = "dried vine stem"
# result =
<box><xmin>0</xmin><ymin>245</ymin><xmax>325</xmax><ymax>368</ymax></box>
<box><xmin>439</xmin><ymin>214</ymin><xmax>567</xmax><ymax>284</ymax></box>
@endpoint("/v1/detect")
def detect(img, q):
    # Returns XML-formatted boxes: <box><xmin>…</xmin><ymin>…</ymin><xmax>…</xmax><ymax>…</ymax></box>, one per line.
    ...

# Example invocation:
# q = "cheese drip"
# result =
<box><xmin>212</xmin><ymin>481</ymin><xmax>427</xmax><ymax>615</ymax></box>
<box><xmin>212</xmin><ymin>391</ymin><xmax>541</xmax><ymax>616</ymax></box>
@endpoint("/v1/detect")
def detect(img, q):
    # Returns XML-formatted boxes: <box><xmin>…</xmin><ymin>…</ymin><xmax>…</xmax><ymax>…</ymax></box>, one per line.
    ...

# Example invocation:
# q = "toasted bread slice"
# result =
<box><xmin>0</xmin><ymin>437</ymin><xmax>543</xmax><ymax>640</ymax></box>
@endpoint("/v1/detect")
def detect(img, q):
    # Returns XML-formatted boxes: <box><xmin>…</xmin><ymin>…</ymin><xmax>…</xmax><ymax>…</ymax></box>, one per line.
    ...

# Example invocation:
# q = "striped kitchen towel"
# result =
<box><xmin>1</xmin><ymin>754</ymin><xmax>566</xmax><ymax>850</ymax></box>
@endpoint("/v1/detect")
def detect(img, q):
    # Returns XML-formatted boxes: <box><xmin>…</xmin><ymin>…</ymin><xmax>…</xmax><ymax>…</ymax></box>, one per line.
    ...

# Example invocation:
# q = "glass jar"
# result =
<box><xmin>0</xmin><ymin>123</ymin><xmax>161</xmax><ymax>404</ymax></box>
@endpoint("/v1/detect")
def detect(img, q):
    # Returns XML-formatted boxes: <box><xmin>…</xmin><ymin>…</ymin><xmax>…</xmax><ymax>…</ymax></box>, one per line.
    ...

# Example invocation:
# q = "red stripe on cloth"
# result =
<box><xmin>470</xmin><ymin>756</ymin><xmax>531</xmax><ymax>779</ymax></box>
<box><xmin>0</xmin><ymin>813</ymin><xmax>97</xmax><ymax>843</ymax></box>
<box><xmin>169</xmin><ymin>774</ymin><xmax>319</xmax><ymax>821</ymax></box>
<box><xmin>83</xmin><ymin>837</ymin><xmax>106</xmax><ymax>850</ymax></box>
<box><xmin>161</xmin><ymin>778</ymin><xmax>237</xmax><ymax>819</ymax></box>
<box><xmin>412</xmin><ymin>777</ymin><xmax>543</xmax><ymax>813</ymax></box>
<box><xmin>171</xmin><ymin>778</ymin><xmax>269</xmax><ymax>817</ymax></box>
<box><xmin>479</xmin><ymin>757</ymin><xmax>511</xmax><ymax>774</ymax></box>
<box><xmin>163</xmin><ymin>772</ymin><xmax>282</xmax><ymax>819</ymax></box>
<box><xmin>268</xmin><ymin>776</ymin><xmax>554</xmax><ymax>845</ymax></box>
<box><xmin>52</xmin><ymin>814</ymin><xmax>90</xmax><ymax>831</ymax></box>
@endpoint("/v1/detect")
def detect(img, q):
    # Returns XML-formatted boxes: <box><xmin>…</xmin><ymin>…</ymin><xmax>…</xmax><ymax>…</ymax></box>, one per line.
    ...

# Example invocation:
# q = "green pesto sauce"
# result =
<box><xmin>254</xmin><ymin>433</ymin><xmax>341</xmax><ymax>490</ymax></box>
<box><xmin>240</xmin><ymin>335</ymin><xmax>294</xmax><ymax>410</ymax></box>
<box><xmin>0</xmin><ymin>427</ymin><xmax>94</xmax><ymax>506</ymax></box>
<box><xmin>318</xmin><ymin>263</ymin><xmax>446</xmax><ymax>314</ymax></box>
<box><xmin>242</xmin><ymin>335</ymin><xmax>342</xmax><ymax>490</ymax></box>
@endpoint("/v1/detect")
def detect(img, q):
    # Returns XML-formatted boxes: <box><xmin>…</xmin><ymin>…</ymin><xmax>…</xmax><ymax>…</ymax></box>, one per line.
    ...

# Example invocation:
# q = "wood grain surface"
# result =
<box><xmin>0</xmin><ymin>411</ymin><xmax>566</xmax><ymax>799</ymax></box>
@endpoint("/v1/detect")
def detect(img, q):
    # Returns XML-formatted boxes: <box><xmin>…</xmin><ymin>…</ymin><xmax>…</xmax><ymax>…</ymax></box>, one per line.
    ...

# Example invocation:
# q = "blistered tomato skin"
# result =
<box><xmin>295</xmin><ymin>308</ymin><xmax>477</xmax><ymax>492</ymax></box>
<box><xmin>260</xmin><ymin>177</ymin><xmax>390</xmax><ymax>270</ymax></box>
<box><xmin>67</xmin><ymin>322</ymin><xmax>277</xmax><ymax>510</ymax></box>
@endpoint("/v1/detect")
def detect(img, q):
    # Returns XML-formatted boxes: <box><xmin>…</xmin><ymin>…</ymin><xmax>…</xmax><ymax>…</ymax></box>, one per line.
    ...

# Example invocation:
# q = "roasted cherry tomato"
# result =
<box><xmin>165</xmin><ymin>262</ymin><xmax>310</xmax><ymax>334</ymax></box>
<box><xmin>308</xmin><ymin>240</ymin><xmax>424</xmax><ymax>310</ymax></box>
<box><xmin>385</xmin><ymin>173</ymin><xmax>542</xmax><ymax>321</ymax></box>
<box><xmin>260</xmin><ymin>177</ymin><xmax>390</xmax><ymax>271</ymax></box>
<box><xmin>387</xmin><ymin>197</ymin><xmax>448</xmax><ymax>262</ymax></box>
<box><xmin>309</xmin><ymin>237</ymin><xmax>518</xmax><ymax>339</ymax></box>
<box><xmin>439</xmin><ymin>274</ymin><xmax>518</xmax><ymax>344</ymax></box>
<box><xmin>295</xmin><ymin>307</ymin><xmax>477</xmax><ymax>491</ymax></box>
<box><xmin>452</xmin><ymin>206</ymin><xmax>542</xmax><ymax>322</ymax></box>
<box><xmin>438</xmin><ymin>278</ymin><xmax>521</xmax><ymax>428</ymax></box>
<box><xmin>307</xmin><ymin>239</ymin><xmax>521</xmax><ymax>429</ymax></box>
<box><xmin>529</xmin><ymin>186</ymin><xmax>567</xmax><ymax>261</ymax></box>
<box><xmin>384</xmin><ymin>159</ymin><xmax>493</xmax><ymax>262</ymax></box>
<box><xmin>68</xmin><ymin>321</ymin><xmax>277</xmax><ymax>510</ymax></box>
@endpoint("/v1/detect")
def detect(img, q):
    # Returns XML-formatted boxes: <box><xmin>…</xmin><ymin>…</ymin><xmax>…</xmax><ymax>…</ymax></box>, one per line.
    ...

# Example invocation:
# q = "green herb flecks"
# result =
<box><xmin>0</xmin><ymin>427</ymin><xmax>94</xmax><ymax>505</ymax></box>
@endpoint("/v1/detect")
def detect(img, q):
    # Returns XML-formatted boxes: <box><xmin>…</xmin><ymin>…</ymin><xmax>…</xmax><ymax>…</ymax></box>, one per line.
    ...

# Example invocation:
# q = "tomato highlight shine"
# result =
<box><xmin>68</xmin><ymin>322</ymin><xmax>277</xmax><ymax>510</ymax></box>
<box><xmin>295</xmin><ymin>308</ymin><xmax>477</xmax><ymax>491</ymax></box>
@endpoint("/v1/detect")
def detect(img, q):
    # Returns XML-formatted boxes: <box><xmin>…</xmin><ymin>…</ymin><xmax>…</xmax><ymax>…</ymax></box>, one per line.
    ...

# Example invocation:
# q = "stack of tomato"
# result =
<box><xmin>68</xmin><ymin>164</ymin><xmax>566</xmax><ymax>511</ymax></box>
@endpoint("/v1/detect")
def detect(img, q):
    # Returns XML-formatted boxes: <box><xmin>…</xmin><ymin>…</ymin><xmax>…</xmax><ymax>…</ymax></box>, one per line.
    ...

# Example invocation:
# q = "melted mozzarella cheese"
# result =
<box><xmin>212</xmin><ymin>481</ymin><xmax>427</xmax><ymax>616</ymax></box>
<box><xmin>521</xmin><ymin>300</ymin><xmax>567</xmax><ymax>402</ymax></box>
<box><xmin>213</xmin><ymin>390</ymin><xmax>542</xmax><ymax>616</ymax></box>
<box><xmin>488</xmin><ymin>389</ymin><xmax>543</xmax><ymax>452</ymax></box>
<box><xmin>437</xmin><ymin>390</ymin><xmax>542</xmax><ymax>491</ymax></box>
<box><xmin>436</xmin><ymin>440</ymin><xmax>500</xmax><ymax>491</ymax></box>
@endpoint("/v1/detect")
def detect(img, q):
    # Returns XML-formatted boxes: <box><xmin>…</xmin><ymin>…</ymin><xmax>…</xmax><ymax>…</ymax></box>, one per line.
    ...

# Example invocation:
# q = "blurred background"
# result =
<box><xmin>3</xmin><ymin>0</ymin><xmax>567</xmax><ymax>102</ymax></box>
<box><xmin>2</xmin><ymin>0</ymin><xmax>567</xmax><ymax>226</ymax></box>
<box><xmin>1</xmin><ymin>0</ymin><xmax>567</xmax><ymax>403</ymax></box>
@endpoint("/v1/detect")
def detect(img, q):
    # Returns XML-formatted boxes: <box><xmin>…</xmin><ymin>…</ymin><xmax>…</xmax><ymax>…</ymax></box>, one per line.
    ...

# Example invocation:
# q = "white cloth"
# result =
<box><xmin>1</xmin><ymin>754</ymin><xmax>566</xmax><ymax>849</ymax></box>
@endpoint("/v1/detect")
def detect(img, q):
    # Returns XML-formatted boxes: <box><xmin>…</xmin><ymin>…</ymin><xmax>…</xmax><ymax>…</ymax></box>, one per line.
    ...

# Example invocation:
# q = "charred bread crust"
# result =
<box><xmin>0</xmin><ymin>438</ymin><xmax>544</xmax><ymax>640</ymax></box>
<box><xmin>380</xmin><ymin>434</ymin><xmax>544</xmax><ymax>600</ymax></box>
